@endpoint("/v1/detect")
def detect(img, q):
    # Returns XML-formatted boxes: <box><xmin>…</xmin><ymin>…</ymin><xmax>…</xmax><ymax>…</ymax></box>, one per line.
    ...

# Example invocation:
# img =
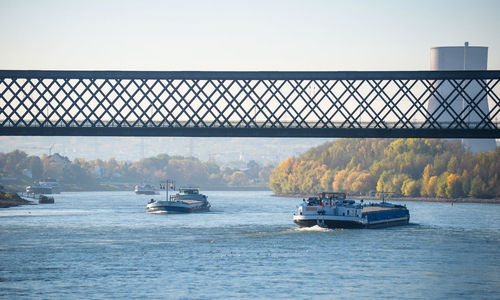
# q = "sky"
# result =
<box><xmin>1</xmin><ymin>0</ymin><xmax>499</xmax><ymax>71</ymax></box>
<box><xmin>1</xmin><ymin>0</ymin><xmax>499</xmax><ymax>162</ymax></box>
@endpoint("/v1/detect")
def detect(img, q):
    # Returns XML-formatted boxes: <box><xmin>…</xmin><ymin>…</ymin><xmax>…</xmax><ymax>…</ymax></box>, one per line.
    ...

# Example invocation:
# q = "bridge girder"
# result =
<box><xmin>1</xmin><ymin>70</ymin><xmax>499</xmax><ymax>138</ymax></box>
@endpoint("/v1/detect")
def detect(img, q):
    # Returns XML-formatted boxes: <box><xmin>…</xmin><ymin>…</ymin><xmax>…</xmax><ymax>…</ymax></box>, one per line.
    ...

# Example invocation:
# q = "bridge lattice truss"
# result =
<box><xmin>1</xmin><ymin>70</ymin><xmax>499</xmax><ymax>137</ymax></box>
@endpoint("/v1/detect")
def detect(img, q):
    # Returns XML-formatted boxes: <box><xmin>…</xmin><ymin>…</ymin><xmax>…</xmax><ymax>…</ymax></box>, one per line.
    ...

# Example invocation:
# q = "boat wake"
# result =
<box><xmin>293</xmin><ymin>225</ymin><xmax>334</xmax><ymax>232</ymax></box>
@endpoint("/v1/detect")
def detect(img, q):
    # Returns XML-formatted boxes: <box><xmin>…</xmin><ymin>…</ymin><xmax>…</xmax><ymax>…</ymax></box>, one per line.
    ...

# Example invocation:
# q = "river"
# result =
<box><xmin>1</xmin><ymin>191</ymin><xmax>499</xmax><ymax>299</ymax></box>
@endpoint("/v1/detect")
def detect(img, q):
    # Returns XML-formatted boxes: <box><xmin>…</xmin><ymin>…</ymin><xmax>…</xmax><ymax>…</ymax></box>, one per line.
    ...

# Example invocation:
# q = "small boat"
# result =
<box><xmin>135</xmin><ymin>183</ymin><xmax>158</xmax><ymax>195</ymax></box>
<box><xmin>38</xmin><ymin>195</ymin><xmax>55</xmax><ymax>204</ymax></box>
<box><xmin>38</xmin><ymin>178</ymin><xmax>60</xmax><ymax>194</ymax></box>
<box><xmin>26</xmin><ymin>185</ymin><xmax>53</xmax><ymax>195</ymax></box>
<box><xmin>293</xmin><ymin>192</ymin><xmax>410</xmax><ymax>229</ymax></box>
<box><xmin>38</xmin><ymin>178</ymin><xmax>59</xmax><ymax>188</ymax></box>
<box><xmin>146</xmin><ymin>187</ymin><xmax>210</xmax><ymax>214</ymax></box>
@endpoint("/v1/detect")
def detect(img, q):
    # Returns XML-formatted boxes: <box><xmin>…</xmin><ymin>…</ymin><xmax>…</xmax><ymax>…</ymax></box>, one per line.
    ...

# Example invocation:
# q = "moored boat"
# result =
<box><xmin>26</xmin><ymin>185</ymin><xmax>53</xmax><ymax>195</ymax></box>
<box><xmin>38</xmin><ymin>178</ymin><xmax>60</xmax><ymax>194</ymax></box>
<box><xmin>146</xmin><ymin>187</ymin><xmax>210</xmax><ymax>214</ymax></box>
<box><xmin>293</xmin><ymin>192</ymin><xmax>409</xmax><ymax>229</ymax></box>
<box><xmin>135</xmin><ymin>183</ymin><xmax>158</xmax><ymax>195</ymax></box>
<box><xmin>38</xmin><ymin>195</ymin><xmax>55</xmax><ymax>204</ymax></box>
<box><xmin>38</xmin><ymin>178</ymin><xmax>59</xmax><ymax>188</ymax></box>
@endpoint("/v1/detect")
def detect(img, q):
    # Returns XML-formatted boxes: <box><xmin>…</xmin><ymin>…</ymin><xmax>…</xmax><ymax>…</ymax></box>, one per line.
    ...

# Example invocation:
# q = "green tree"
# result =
<box><xmin>320</xmin><ymin>170</ymin><xmax>334</xmax><ymax>192</ymax></box>
<box><xmin>421</xmin><ymin>164</ymin><xmax>434</xmax><ymax>196</ymax></box>
<box><xmin>445</xmin><ymin>173</ymin><xmax>462</xmax><ymax>198</ymax></box>
<box><xmin>332</xmin><ymin>168</ymin><xmax>350</xmax><ymax>191</ymax></box>
<box><xmin>427</xmin><ymin>176</ymin><xmax>438</xmax><ymax>197</ymax></box>
<box><xmin>351</xmin><ymin>172</ymin><xmax>374</xmax><ymax>195</ymax></box>
<box><xmin>402</xmin><ymin>179</ymin><xmax>420</xmax><ymax>197</ymax></box>
<box><xmin>229</xmin><ymin>171</ymin><xmax>248</xmax><ymax>187</ymax></box>
<box><xmin>461</xmin><ymin>170</ymin><xmax>471</xmax><ymax>197</ymax></box>
<box><xmin>436</xmin><ymin>172</ymin><xmax>449</xmax><ymax>198</ymax></box>
<box><xmin>470</xmin><ymin>176</ymin><xmax>487</xmax><ymax>198</ymax></box>
<box><xmin>447</xmin><ymin>156</ymin><xmax>459</xmax><ymax>174</ymax></box>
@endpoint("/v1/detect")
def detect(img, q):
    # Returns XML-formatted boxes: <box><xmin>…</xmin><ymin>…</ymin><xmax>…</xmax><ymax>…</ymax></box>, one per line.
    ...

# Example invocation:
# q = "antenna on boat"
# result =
<box><xmin>376</xmin><ymin>184</ymin><xmax>391</xmax><ymax>203</ymax></box>
<box><xmin>162</xmin><ymin>179</ymin><xmax>175</xmax><ymax>201</ymax></box>
<box><xmin>376</xmin><ymin>190</ymin><xmax>395</xmax><ymax>203</ymax></box>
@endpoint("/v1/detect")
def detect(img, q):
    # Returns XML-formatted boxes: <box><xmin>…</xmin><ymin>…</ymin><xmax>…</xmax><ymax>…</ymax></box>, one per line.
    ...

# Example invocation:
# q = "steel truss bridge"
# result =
<box><xmin>0</xmin><ymin>70</ymin><xmax>499</xmax><ymax>138</ymax></box>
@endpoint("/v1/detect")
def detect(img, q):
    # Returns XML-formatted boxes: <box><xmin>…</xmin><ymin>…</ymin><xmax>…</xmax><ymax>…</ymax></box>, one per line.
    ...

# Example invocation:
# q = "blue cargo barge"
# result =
<box><xmin>293</xmin><ymin>192</ymin><xmax>409</xmax><ymax>229</ymax></box>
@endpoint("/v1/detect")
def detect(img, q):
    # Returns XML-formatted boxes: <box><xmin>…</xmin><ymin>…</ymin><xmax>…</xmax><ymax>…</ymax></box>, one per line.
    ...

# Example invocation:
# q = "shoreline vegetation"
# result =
<box><xmin>0</xmin><ymin>186</ymin><xmax>272</xmax><ymax>209</ymax></box>
<box><xmin>273</xmin><ymin>193</ymin><xmax>500</xmax><ymax>204</ymax></box>
<box><xmin>0</xmin><ymin>150</ymin><xmax>273</xmax><ymax>194</ymax></box>
<box><xmin>1</xmin><ymin>138</ymin><xmax>499</xmax><ymax>206</ymax></box>
<box><xmin>3</xmin><ymin>183</ymin><xmax>272</xmax><ymax>193</ymax></box>
<box><xmin>0</xmin><ymin>189</ymin><xmax>497</xmax><ymax>209</ymax></box>
<box><xmin>270</xmin><ymin>138</ymin><xmax>499</xmax><ymax>201</ymax></box>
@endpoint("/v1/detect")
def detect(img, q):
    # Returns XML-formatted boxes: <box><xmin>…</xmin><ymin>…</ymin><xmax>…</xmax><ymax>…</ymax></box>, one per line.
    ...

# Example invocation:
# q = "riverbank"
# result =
<box><xmin>0</xmin><ymin>191</ymin><xmax>34</xmax><ymax>208</ymax></box>
<box><xmin>49</xmin><ymin>184</ymin><xmax>271</xmax><ymax>192</ymax></box>
<box><xmin>273</xmin><ymin>193</ymin><xmax>500</xmax><ymax>204</ymax></box>
<box><xmin>350</xmin><ymin>195</ymin><xmax>499</xmax><ymax>204</ymax></box>
<box><xmin>3</xmin><ymin>183</ymin><xmax>271</xmax><ymax>193</ymax></box>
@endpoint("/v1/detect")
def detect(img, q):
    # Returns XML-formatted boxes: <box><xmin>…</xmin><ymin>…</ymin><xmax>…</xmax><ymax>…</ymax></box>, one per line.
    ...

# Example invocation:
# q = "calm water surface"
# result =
<box><xmin>1</xmin><ymin>191</ymin><xmax>499</xmax><ymax>299</ymax></box>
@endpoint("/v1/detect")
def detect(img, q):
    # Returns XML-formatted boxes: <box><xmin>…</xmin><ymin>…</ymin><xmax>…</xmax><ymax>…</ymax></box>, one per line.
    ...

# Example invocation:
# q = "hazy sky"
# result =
<box><xmin>1</xmin><ymin>0</ymin><xmax>499</xmax><ymax>71</ymax></box>
<box><xmin>1</xmin><ymin>0</ymin><xmax>499</xmax><ymax>162</ymax></box>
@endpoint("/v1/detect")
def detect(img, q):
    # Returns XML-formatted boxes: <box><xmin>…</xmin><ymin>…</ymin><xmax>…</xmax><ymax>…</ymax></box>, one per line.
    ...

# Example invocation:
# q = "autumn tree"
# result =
<box><xmin>268</xmin><ymin>138</ymin><xmax>498</xmax><ymax>199</ymax></box>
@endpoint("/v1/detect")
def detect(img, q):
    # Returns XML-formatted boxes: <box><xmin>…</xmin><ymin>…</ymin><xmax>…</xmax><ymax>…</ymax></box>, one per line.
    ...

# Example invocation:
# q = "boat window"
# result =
<box><xmin>307</xmin><ymin>197</ymin><xmax>320</xmax><ymax>206</ymax></box>
<box><xmin>181</xmin><ymin>189</ymin><xmax>199</xmax><ymax>195</ymax></box>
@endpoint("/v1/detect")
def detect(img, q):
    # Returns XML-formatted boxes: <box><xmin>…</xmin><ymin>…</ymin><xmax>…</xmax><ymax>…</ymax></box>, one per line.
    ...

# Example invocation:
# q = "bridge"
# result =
<box><xmin>1</xmin><ymin>70</ymin><xmax>499</xmax><ymax>138</ymax></box>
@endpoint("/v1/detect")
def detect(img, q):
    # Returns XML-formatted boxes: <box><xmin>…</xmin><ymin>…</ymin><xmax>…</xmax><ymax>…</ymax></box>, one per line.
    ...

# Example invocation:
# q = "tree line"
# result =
<box><xmin>269</xmin><ymin>139</ymin><xmax>500</xmax><ymax>199</ymax></box>
<box><xmin>0</xmin><ymin>150</ymin><xmax>273</xmax><ymax>190</ymax></box>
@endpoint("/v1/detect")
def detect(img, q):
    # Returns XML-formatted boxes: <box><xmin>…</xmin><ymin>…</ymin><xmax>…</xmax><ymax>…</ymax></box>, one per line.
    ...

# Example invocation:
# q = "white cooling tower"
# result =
<box><xmin>430</xmin><ymin>43</ymin><xmax>487</xmax><ymax>71</ymax></box>
<box><xmin>428</xmin><ymin>42</ymin><xmax>496</xmax><ymax>153</ymax></box>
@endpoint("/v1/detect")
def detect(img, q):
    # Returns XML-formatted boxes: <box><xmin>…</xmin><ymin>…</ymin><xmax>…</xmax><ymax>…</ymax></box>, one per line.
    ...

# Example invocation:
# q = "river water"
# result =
<box><xmin>1</xmin><ymin>191</ymin><xmax>499</xmax><ymax>299</ymax></box>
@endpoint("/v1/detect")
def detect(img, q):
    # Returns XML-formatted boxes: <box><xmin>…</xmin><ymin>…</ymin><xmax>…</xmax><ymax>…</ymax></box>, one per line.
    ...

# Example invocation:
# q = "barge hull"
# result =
<box><xmin>294</xmin><ymin>216</ymin><xmax>409</xmax><ymax>229</ymax></box>
<box><xmin>146</xmin><ymin>206</ymin><xmax>209</xmax><ymax>214</ymax></box>
<box><xmin>364</xmin><ymin>217</ymin><xmax>409</xmax><ymax>229</ymax></box>
<box><xmin>294</xmin><ymin>219</ymin><xmax>364</xmax><ymax>229</ymax></box>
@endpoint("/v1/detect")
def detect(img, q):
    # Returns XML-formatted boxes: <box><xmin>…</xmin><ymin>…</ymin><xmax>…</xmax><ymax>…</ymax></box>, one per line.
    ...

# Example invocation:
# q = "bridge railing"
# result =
<box><xmin>1</xmin><ymin>70</ymin><xmax>499</xmax><ymax>137</ymax></box>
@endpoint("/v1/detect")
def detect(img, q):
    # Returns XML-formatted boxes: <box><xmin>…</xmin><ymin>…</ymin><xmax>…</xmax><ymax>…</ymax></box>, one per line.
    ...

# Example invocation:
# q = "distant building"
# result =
<box><xmin>428</xmin><ymin>42</ymin><xmax>496</xmax><ymax>154</ymax></box>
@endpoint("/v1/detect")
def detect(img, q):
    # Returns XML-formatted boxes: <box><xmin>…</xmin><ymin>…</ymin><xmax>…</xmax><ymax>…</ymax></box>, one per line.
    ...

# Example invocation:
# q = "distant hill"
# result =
<box><xmin>0</xmin><ymin>136</ymin><xmax>333</xmax><ymax>165</ymax></box>
<box><xmin>269</xmin><ymin>138</ymin><xmax>500</xmax><ymax>199</ymax></box>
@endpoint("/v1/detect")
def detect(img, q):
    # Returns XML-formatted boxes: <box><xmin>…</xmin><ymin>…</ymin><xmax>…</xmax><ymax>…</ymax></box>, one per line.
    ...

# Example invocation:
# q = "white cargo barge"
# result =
<box><xmin>293</xmin><ymin>192</ymin><xmax>410</xmax><ymax>229</ymax></box>
<box><xmin>146</xmin><ymin>187</ymin><xmax>210</xmax><ymax>214</ymax></box>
